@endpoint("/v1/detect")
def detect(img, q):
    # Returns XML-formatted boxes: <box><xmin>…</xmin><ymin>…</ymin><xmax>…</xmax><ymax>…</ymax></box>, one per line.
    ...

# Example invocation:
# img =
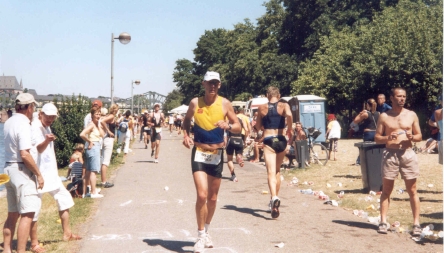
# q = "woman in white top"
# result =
<box><xmin>325</xmin><ymin>114</ymin><xmax>341</xmax><ymax>161</ymax></box>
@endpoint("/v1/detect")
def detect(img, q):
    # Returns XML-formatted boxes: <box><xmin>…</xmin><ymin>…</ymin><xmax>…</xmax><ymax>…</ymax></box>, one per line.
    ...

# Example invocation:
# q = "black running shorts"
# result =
<box><xmin>191</xmin><ymin>146</ymin><xmax>224</xmax><ymax>178</ymax></box>
<box><xmin>225</xmin><ymin>137</ymin><xmax>244</xmax><ymax>156</ymax></box>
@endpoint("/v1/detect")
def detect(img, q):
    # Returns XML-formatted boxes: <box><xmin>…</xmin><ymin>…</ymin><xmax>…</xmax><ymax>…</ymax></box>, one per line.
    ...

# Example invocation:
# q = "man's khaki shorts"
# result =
<box><xmin>5</xmin><ymin>163</ymin><xmax>41</xmax><ymax>214</ymax></box>
<box><xmin>381</xmin><ymin>148</ymin><xmax>419</xmax><ymax>180</ymax></box>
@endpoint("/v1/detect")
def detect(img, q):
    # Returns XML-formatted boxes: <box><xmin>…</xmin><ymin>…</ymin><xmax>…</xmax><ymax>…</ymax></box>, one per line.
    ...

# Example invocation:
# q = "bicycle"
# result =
<box><xmin>302</xmin><ymin>127</ymin><xmax>329</xmax><ymax>166</ymax></box>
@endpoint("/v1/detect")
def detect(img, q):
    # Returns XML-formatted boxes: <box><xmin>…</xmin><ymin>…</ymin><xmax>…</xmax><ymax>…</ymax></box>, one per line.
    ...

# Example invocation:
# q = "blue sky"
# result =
<box><xmin>0</xmin><ymin>0</ymin><xmax>267</xmax><ymax>99</ymax></box>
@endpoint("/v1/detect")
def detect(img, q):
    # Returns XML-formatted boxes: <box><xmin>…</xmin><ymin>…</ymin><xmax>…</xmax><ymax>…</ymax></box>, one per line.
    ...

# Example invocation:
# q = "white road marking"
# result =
<box><xmin>179</xmin><ymin>229</ymin><xmax>191</xmax><ymax>237</ymax></box>
<box><xmin>142</xmin><ymin>200</ymin><xmax>167</xmax><ymax>205</ymax></box>
<box><xmin>120</xmin><ymin>200</ymin><xmax>132</xmax><ymax>206</ymax></box>
<box><xmin>90</xmin><ymin>234</ymin><xmax>132</xmax><ymax>241</ymax></box>
<box><xmin>212</xmin><ymin>227</ymin><xmax>251</xmax><ymax>234</ymax></box>
<box><xmin>138</xmin><ymin>231</ymin><xmax>174</xmax><ymax>240</ymax></box>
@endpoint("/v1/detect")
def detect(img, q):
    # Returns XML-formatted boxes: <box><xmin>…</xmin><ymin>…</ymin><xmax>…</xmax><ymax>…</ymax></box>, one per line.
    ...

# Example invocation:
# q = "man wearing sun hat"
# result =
<box><xmin>182</xmin><ymin>71</ymin><xmax>241</xmax><ymax>252</ymax></box>
<box><xmin>2</xmin><ymin>93</ymin><xmax>44</xmax><ymax>253</ymax></box>
<box><xmin>29</xmin><ymin>103</ymin><xmax>81</xmax><ymax>252</ymax></box>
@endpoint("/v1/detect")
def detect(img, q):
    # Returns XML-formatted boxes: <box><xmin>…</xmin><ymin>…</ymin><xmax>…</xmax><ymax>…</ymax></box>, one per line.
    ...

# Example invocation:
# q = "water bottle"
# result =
<box><xmin>300</xmin><ymin>189</ymin><xmax>313</xmax><ymax>195</ymax></box>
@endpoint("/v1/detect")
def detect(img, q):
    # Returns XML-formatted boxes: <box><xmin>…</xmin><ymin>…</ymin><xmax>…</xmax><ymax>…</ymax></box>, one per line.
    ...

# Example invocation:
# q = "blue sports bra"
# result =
<box><xmin>262</xmin><ymin>102</ymin><xmax>286</xmax><ymax>129</ymax></box>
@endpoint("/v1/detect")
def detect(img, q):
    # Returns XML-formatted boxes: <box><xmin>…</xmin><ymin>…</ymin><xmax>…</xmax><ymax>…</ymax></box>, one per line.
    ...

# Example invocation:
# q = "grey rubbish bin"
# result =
<box><xmin>354</xmin><ymin>142</ymin><xmax>386</xmax><ymax>193</ymax></box>
<box><xmin>295</xmin><ymin>140</ymin><xmax>309</xmax><ymax>168</ymax></box>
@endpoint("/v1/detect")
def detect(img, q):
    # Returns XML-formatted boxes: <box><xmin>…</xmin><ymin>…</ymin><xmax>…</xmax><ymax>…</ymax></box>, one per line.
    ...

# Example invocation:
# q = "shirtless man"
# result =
<box><xmin>375</xmin><ymin>87</ymin><xmax>422</xmax><ymax>235</ymax></box>
<box><xmin>182</xmin><ymin>71</ymin><xmax>240</xmax><ymax>253</ymax></box>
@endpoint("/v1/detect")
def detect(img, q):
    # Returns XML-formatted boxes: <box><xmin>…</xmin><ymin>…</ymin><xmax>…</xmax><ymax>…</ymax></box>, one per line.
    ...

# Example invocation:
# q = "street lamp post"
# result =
<box><xmin>111</xmin><ymin>32</ymin><xmax>131</xmax><ymax>104</ymax></box>
<box><xmin>131</xmin><ymin>80</ymin><xmax>141</xmax><ymax>113</ymax></box>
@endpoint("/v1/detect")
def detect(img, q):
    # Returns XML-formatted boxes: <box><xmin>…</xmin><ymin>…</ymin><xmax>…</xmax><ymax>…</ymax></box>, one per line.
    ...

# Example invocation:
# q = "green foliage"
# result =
<box><xmin>172</xmin><ymin>0</ymin><xmax>442</xmax><ymax>139</ymax></box>
<box><xmin>51</xmin><ymin>95</ymin><xmax>91</xmax><ymax>168</ymax></box>
<box><xmin>163</xmin><ymin>89</ymin><xmax>185</xmax><ymax>113</ymax></box>
<box><xmin>234</xmin><ymin>92</ymin><xmax>253</xmax><ymax>101</ymax></box>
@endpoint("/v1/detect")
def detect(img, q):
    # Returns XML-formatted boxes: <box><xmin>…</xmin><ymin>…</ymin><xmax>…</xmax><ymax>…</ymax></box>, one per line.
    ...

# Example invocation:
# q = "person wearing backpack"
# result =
<box><xmin>117</xmin><ymin>110</ymin><xmax>133</xmax><ymax>162</ymax></box>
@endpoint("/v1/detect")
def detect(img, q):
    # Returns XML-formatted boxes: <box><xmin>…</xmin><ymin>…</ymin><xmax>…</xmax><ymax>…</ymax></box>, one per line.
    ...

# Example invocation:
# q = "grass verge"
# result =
<box><xmin>281</xmin><ymin>139</ymin><xmax>443</xmax><ymax>234</ymax></box>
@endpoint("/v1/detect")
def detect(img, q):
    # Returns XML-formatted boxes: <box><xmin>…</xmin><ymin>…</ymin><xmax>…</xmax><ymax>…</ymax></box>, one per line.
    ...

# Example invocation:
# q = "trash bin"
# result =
<box><xmin>354</xmin><ymin>142</ymin><xmax>386</xmax><ymax>193</ymax></box>
<box><xmin>295</xmin><ymin>140</ymin><xmax>309</xmax><ymax>168</ymax></box>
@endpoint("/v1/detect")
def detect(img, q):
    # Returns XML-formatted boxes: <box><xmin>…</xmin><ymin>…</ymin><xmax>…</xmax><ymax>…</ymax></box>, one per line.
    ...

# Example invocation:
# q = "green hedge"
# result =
<box><xmin>51</xmin><ymin>95</ymin><xmax>91</xmax><ymax>168</ymax></box>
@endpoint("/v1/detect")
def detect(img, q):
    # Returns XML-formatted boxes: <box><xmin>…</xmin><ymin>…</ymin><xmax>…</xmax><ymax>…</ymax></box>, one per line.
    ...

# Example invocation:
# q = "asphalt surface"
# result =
<box><xmin>78</xmin><ymin>130</ymin><xmax>443</xmax><ymax>253</ymax></box>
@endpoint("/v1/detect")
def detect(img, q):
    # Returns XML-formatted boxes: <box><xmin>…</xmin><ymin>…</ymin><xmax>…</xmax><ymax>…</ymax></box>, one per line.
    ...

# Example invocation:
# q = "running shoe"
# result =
<box><xmin>204</xmin><ymin>233</ymin><xmax>214</xmax><ymax>248</ymax></box>
<box><xmin>194</xmin><ymin>237</ymin><xmax>205</xmax><ymax>253</ymax></box>
<box><xmin>154</xmin><ymin>159</ymin><xmax>159</xmax><ymax>163</ymax></box>
<box><xmin>103</xmin><ymin>182</ymin><xmax>114</xmax><ymax>188</ymax></box>
<box><xmin>230</xmin><ymin>174</ymin><xmax>238</xmax><ymax>182</ymax></box>
<box><xmin>90</xmin><ymin>193</ymin><xmax>104</xmax><ymax>198</ymax></box>
<box><xmin>271</xmin><ymin>197</ymin><xmax>281</xmax><ymax>218</ymax></box>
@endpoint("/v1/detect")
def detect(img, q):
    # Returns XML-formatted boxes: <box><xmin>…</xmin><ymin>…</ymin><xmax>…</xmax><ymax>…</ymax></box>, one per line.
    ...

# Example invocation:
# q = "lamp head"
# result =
<box><xmin>118</xmin><ymin>32</ymin><xmax>131</xmax><ymax>45</ymax></box>
<box><xmin>135</xmin><ymin>80</ymin><xmax>141</xmax><ymax>85</ymax></box>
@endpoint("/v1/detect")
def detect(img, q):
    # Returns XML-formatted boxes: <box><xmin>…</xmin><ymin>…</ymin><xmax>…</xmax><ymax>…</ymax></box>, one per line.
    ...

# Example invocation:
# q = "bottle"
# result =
<box><xmin>300</xmin><ymin>189</ymin><xmax>313</xmax><ymax>195</ymax></box>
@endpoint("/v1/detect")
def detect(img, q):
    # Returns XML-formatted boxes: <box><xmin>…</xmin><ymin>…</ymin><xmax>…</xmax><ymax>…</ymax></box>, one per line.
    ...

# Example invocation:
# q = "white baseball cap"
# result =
<box><xmin>16</xmin><ymin>93</ymin><xmax>37</xmax><ymax>105</ymax></box>
<box><xmin>204</xmin><ymin>71</ymin><xmax>220</xmax><ymax>81</ymax></box>
<box><xmin>42</xmin><ymin>103</ymin><xmax>58</xmax><ymax>116</ymax></box>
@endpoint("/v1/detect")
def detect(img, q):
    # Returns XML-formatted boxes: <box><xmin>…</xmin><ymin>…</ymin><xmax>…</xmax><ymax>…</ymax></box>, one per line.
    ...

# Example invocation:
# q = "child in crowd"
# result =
<box><xmin>67</xmin><ymin>143</ymin><xmax>86</xmax><ymax>197</ymax></box>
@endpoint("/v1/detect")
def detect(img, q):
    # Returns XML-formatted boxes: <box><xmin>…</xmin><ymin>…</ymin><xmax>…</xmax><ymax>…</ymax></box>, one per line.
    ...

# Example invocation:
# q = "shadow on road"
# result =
<box><xmin>332</xmin><ymin>220</ymin><xmax>377</xmax><ymax>230</ymax></box>
<box><xmin>221</xmin><ymin>205</ymin><xmax>273</xmax><ymax>220</ymax></box>
<box><xmin>142</xmin><ymin>239</ymin><xmax>194</xmax><ymax>252</ymax></box>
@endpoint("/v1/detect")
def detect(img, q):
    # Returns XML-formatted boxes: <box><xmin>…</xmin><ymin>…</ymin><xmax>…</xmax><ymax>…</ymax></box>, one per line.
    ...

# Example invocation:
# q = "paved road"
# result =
<box><xmin>78</xmin><ymin>132</ymin><xmax>442</xmax><ymax>253</ymax></box>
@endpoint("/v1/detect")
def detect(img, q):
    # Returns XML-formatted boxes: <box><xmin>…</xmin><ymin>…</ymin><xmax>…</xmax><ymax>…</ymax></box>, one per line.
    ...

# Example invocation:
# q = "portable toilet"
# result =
<box><xmin>288</xmin><ymin>95</ymin><xmax>326</xmax><ymax>142</ymax></box>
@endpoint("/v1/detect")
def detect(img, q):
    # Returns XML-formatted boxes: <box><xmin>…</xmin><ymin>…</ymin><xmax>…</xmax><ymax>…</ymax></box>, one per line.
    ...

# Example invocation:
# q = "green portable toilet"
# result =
<box><xmin>288</xmin><ymin>95</ymin><xmax>327</xmax><ymax>143</ymax></box>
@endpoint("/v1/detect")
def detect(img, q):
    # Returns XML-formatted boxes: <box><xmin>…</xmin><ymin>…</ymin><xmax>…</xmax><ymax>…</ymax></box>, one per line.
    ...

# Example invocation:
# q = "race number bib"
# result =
<box><xmin>155</xmin><ymin>127</ymin><xmax>162</xmax><ymax>133</ymax></box>
<box><xmin>194</xmin><ymin>147</ymin><xmax>222</xmax><ymax>165</ymax></box>
<box><xmin>144</xmin><ymin>127</ymin><xmax>149</xmax><ymax>130</ymax></box>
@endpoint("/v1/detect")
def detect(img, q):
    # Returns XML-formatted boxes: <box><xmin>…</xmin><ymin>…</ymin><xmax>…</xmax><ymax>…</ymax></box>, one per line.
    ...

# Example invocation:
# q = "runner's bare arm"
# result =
<box><xmin>254</xmin><ymin>105</ymin><xmax>265</xmax><ymax>132</ymax></box>
<box><xmin>182</xmin><ymin>98</ymin><xmax>197</xmax><ymax>148</ymax></box>
<box><xmin>284</xmin><ymin>103</ymin><xmax>293</xmax><ymax>139</ymax></box>
<box><xmin>216</xmin><ymin>98</ymin><xmax>240</xmax><ymax>133</ymax></box>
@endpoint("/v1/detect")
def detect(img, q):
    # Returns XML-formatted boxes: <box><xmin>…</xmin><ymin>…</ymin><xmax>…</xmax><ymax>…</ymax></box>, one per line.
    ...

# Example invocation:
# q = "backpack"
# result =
<box><xmin>119</xmin><ymin>119</ymin><xmax>129</xmax><ymax>133</ymax></box>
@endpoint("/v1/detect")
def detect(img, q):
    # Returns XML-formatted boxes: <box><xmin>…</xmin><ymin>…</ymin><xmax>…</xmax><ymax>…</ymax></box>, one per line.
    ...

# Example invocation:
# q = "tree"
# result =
<box><xmin>172</xmin><ymin>59</ymin><xmax>202</xmax><ymax>104</ymax></box>
<box><xmin>51</xmin><ymin>95</ymin><xmax>91</xmax><ymax>167</ymax></box>
<box><xmin>163</xmin><ymin>89</ymin><xmax>185</xmax><ymax>113</ymax></box>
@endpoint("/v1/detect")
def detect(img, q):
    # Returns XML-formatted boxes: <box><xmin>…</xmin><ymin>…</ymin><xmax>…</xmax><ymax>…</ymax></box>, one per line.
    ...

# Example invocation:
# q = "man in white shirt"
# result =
<box><xmin>29</xmin><ymin>103</ymin><xmax>81</xmax><ymax>252</ymax></box>
<box><xmin>2</xmin><ymin>93</ymin><xmax>44</xmax><ymax>253</ymax></box>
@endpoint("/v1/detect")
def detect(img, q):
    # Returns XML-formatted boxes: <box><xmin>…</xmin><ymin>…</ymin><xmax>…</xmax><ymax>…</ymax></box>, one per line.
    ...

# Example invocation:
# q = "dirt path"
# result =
<box><xmin>76</xmin><ymin>133</ymin><xmax>443</xmax><ymax>253</ymax></box>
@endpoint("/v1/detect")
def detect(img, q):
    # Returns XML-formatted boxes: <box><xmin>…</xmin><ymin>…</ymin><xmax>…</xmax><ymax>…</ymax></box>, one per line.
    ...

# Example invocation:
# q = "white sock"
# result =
<box><xmin>204</xmin><ymin>223</ymin><xmax>210</xmax><ymax>233</ymax></box>
<box><xmin>198</xmin><ymin>229</ymin><xmax>206</xmax><ymax>238</ymax></box>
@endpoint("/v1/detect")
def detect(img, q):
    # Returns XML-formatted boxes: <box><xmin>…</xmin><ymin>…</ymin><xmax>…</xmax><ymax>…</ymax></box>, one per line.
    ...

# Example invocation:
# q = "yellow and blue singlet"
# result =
<box><xmin>193</xmin><ymin>96</ymin><xmax>225</xmax><ymax>144</ymax></box>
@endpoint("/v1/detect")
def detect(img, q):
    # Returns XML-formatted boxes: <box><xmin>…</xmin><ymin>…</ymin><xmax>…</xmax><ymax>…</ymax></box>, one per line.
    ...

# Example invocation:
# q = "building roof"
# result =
<box><xmin>0</xmin><ymin>76</ymin><xmax>23</xmax><ymax>90</ymax></box>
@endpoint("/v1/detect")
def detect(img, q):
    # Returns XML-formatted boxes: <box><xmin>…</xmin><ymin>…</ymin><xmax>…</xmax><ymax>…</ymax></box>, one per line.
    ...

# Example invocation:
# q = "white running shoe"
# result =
<box><xmin>205</xmin><ymin>233</ymin><xmax>214</xmax><ymax>248</ymax></box>
<box><xmin>90</xmin><ymin>193</ymin><xmax>104</xmax><ymax>198</ymax></box>
<box><xmin>194</xmin><ymin>237</ymin><xmax>205</xmax><ymax>253</ymax></box>
<box><xmin>154</xmin><ymin>159</ymin><xmax>159</xmax><ymax>163</ymax></box>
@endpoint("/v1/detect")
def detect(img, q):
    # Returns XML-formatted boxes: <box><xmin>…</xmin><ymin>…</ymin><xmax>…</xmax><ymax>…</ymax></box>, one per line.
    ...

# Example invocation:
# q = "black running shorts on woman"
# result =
<box><xmin>191</xmin><ymin>146</ymin><xmax>224</xmax><ymax>178</ymax></box>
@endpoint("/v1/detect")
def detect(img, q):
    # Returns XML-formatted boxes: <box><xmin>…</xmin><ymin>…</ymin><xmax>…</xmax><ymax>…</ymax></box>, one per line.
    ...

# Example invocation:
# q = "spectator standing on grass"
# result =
<box><xmin>182</xmin><ymin>71</ymin><xmax>240</xmax><ymax>252</ymax></box>
<box><xmin>325</xmin><ymin>114</ymin><xmax>341</xmax><ymax>161</ymax></box>
<box><xmin>351</xmin><ymin>98</ymin><xmax>380</xmax><ymax>165</ymax></box>
<box><xmin>375</xmin><ymin>87</ymin><xmax>422</xmax><ymax>236</ymax></box>
<box><xmin>80</xmin><ymin>107</ymin><xmax>105</xmax><ymax>198</ymax></box>
<box><xmin>376</xmin><ymin>94</ymin><xmax>392</xmax><ymax>113</ymax></box>
<box><xmin>2</xmin><ymin>93</ymin><xmax>43</xmax><ymax>253</ymax></box>
<box><xmin>255</xmin><ymin>86</ymin><xmax>293</xmax><ymax>219</ymax></box>
<box><xmin>99</xmin><ymin>104</ymin><xmax>119</xmax><ymax>188</ymax></box>
<box><xmin>84</xmin><ymin>100</ymin><xmax>102</xmax><ymax>128</ymax></box>
<box><xmin>29</xmin><ymin>103</ymin><xmax>81</xmax><ymax>253</ymax></box>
